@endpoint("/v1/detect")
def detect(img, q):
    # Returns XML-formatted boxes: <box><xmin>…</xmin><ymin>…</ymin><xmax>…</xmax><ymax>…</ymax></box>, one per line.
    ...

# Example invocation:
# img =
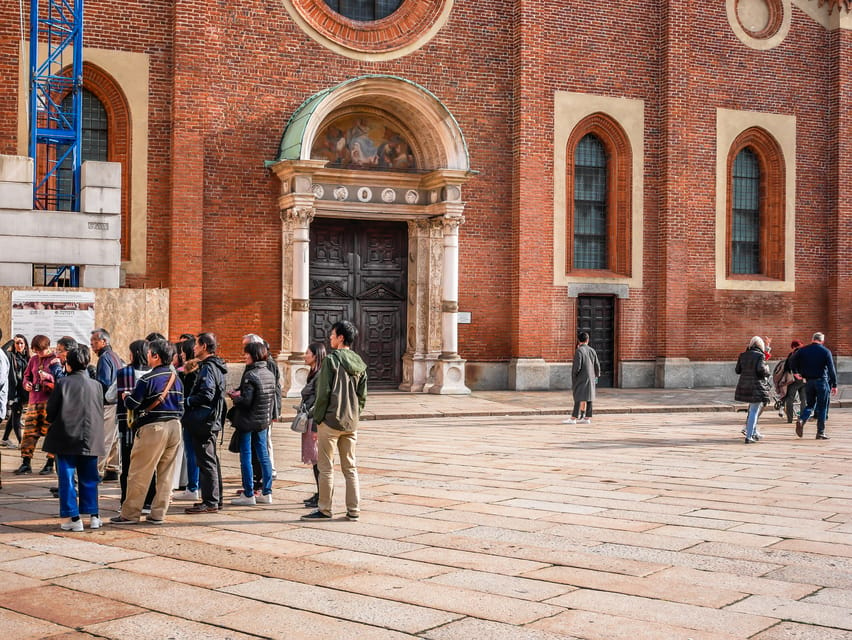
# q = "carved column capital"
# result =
<box><xmin>282</xmin><ymin>206</ymin><xmax>315</xmax><ymax>226</ymax></box>
<box><xmin>438</xmin><ymin>214</ymin><xmax>465</xmax><ymax>233</ymax></box>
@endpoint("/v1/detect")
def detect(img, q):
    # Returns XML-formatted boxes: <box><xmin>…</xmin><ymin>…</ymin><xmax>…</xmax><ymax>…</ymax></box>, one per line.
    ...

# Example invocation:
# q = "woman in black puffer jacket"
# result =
<box><xmin>227</xmin><ymin>341</ymin><xmax>276</xmax><ymax>505</ymax></box>
<box><xmin>735</xmin><ymin>336</ymin><xmax>772</xmax><ymax>444</ymax></box>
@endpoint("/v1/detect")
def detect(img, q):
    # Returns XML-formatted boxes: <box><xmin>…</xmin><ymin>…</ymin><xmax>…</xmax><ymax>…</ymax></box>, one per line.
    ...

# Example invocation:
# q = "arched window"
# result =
<box><xmin>573</xmin><ymin>134</ymin><xmax>608</xmax><ymax>270</ymax></box>
<box><xmin>57</xmin><ymin>89</ymin><xmax>109</xmax><ymax>211</ymax></box>
<box><xmin>731</xmin><ymin>147</ymin><xmax>760</xmax><ymax>274</ymax></box>
<box><xmin>565</xmin><ymin>114</ymin><xmax>632</xmax><ymax>276</ymax></box>
<box><xmin>324</xmin><ymin>0</ymin><xmax>402</xmax><ymax>21</ymax></box>
<box><xmin>726</xmin><ymin>127</ymin><xmax>785</xmax><ymax>280</ymax></box>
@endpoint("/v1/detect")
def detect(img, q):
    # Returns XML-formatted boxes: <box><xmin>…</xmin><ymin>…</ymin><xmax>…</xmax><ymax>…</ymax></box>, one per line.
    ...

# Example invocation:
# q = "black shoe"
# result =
<box><xmin>304</xmin><ymin>496</ymin><xmax>319</xmax><ymax>508</ymax></box>
<box><xmin>795</xmin><ymin>420</ymin><xmax>804</xmax><ymax>438</ymax></box>
<box><xmin>346</xmin><ymin>512</ymin><xmax>359</xmax><ymax>521</ymax></box>
<box><xmin>102</xmin><ymin>470</ymin><xmax>119</xmax><ymax>482</ymax></box>
<box><xmin>39</xmin><ymin>463</ymin><xmax>55</xmax><ymax>476</ymax></box>
<box><xmin>816</xmin><ymin>433</ymin><xmax>830</xmax><ymax>440</ymax></box>
<box><xmin>300</xmin><ymin>510</ymin><xmax>332</xmax><ymax>521</ymax></box>
<box><xmin>14</xmin><ymin>462</ymin><xmax>32</xmax><ymax>475</ymax></box>
<box><xmin>303</xmin><ymin>492</ymin><xmax>319</xmax><ymax>506</ymax></box>
<box><xmin>49</xmin><ymin>486</ymin><xmax>59</xmax><ymax>497</ymax></box>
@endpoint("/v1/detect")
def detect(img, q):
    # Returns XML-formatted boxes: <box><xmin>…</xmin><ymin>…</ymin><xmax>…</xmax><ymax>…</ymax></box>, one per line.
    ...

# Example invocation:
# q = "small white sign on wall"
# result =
<box><xmin>457</xmin><ymin>312</ymin><xmax>471</xmax><ymax>324</ymax></box>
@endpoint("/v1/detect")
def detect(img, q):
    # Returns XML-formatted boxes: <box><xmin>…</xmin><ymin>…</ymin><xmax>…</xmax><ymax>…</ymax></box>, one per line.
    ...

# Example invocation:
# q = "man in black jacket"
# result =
<box><xmin>183</xmin><ymin>332</ymin><xmax>227</xmax><ymax>514</ymax></box>
<box><xmin>790</xmin><ymin>332</ymin><xmax>838</xmax><ymax>440</ymax></box>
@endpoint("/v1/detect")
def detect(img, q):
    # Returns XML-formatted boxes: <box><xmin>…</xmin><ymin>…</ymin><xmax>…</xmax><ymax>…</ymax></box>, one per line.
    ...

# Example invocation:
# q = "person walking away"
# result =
<box><xmin>90</xmin><ymin>329</ymin><xmax>125</xmax><ymax>481</ymax></box>
<box><xmin>44</xmin><ymin>346</ymin><xmax>105</xmax><ymax>531</ymax></box>
<box><xmin>564</xmin><ymin>332</ymin><xmax>601</xmax><ymax>425</ymax></box>
<box><xmin>16</xmin><ymin>335</ymin><xmax>63</xmax><ymax>475</ymax></box>
<box><xmin>790</xmin><ymin>332</ymin><xmax>838</xmax><ymax>440</ymax></box>
<box><xmin>300</xmin><ymin>342</ymin><xmax>327</xmax><ymax>508</ymax></box>
<box><xmin>228</xmin><ymin>341</ymin><xmax>276</xmax><ymax>506</ymax></box>
<box><xmin>2</xmin><ymin>334</ymin><xmax>30</xmax><ymax>448</ymax></box>
<box><xmin>111</xmin><ymin>339</ymin><xmax>184</xmax><ymax>524</ymax></box>
<box><xmin>183</xmin><ymin>332</ymin><xmax>227</xmax><ymax>514</ymax></box>
<box><xmin>302</xmin><ymin>320</ymin><xmax>367</xmax><ymax>522</ymax></box>
<box><xmin>735</xmin><ymin>336</ymin><xmax>772</xmax><ymax>443</ymax></box>
<box><xmin>116</xmin><ymin>340</ymin><xmax>156</xmax><ymax>510</ymax></box>
<box><xmin>780</xmin><ymin>340</ymin><xmax>806</xmax><ymax>423</ymax></box>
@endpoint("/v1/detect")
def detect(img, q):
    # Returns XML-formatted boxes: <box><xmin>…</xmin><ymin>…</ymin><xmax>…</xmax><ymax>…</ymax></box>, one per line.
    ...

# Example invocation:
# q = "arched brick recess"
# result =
<box><xmin>289</xmin><ymin>0</ymin><xmax>448</xmax><ymax>53</ymax></box>
<box><xmin>726</xmin><ymin>127</ymin><xmax>785</xmax><ymax>280</ymax></box>
<box><xmin>565</xmin><ymin>113</ymin><xmax>632</xmax><ymax>277</ymax></box>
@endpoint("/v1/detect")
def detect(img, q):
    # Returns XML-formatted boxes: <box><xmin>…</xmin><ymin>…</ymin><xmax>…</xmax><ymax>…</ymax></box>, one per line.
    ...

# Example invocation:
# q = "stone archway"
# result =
<box><xmin>271</xmin><ymin>75</ymin><xmax>474</xmax><ymax>396</ymax></box>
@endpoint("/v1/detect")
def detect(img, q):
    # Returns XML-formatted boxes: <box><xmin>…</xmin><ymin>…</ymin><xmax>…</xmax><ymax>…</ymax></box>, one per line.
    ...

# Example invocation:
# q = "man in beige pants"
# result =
<box><xmin>111</xmin><ymin>340</ymin><xmax>184</xmax><ymax>525</ymax></box>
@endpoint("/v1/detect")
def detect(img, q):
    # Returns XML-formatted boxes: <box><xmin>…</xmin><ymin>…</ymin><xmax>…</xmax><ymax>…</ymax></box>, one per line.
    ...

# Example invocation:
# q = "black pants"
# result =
<box><xmin>120</xmin><ymin>430</ymin><xmax>156</xmax><ymax>507</ymax></box>
<box><xmin>572</xmin><ymin>401</ymin><xmax>593</xmax><ymax>418</ymax></box>
<box><xmin>2</xmin><ymin>403</ymin><xmax>23</xmax><ymax>442</ymax></box>
<box><xmin>191</xmin><ymin>429</ymin><xmax>222</xmax><ymax>508</ymax></box>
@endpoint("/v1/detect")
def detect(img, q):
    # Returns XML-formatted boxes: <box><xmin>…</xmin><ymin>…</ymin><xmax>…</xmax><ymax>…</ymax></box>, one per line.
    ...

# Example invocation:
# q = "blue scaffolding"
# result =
<box><xmin>28</xmin><ymin>0</ymin><xmax>83</xmax><ymax>212</ymax></box>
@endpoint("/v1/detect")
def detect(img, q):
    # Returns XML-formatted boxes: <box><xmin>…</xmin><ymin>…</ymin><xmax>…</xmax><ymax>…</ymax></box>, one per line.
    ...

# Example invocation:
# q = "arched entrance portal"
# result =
<box><xmin>271</xmin><ymin>75</ymin><xmax>474</xmax><ymax>396</ymax></box>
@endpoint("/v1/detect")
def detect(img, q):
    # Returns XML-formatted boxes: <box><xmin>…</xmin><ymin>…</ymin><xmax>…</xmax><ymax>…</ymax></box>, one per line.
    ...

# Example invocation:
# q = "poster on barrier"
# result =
<box><xmin>11</xmin><ymin>290</ymin><xmax>96</xmax><ymax>346</ymax></box>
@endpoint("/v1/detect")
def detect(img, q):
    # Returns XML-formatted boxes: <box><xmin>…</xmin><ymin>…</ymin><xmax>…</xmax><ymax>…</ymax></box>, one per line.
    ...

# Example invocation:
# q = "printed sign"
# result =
<box><xmin>11</xmin><ymin>290</ymin><xmax>96</xmax><ymax>346</ymax></box>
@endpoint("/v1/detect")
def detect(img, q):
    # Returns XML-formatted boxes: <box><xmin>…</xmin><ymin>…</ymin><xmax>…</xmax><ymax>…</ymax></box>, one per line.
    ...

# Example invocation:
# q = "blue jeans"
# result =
<box><xmin>182</xmin><ymin>426</ymin><xmax>199</xmax><ymax>492</ymax></box>
<box><xmin>56</xmin><ymin>454</ymin><xmax>99</xmax><ymax>518</ymax></box>
<box><xmin>800</xmin><ymin>378</ymin><xmax>830</xmax><ymax>433</ymax></box>
<box><xmin>745</xmin><ymin>402</ymin><xmax>762</xmax><ymax>439</ymax></box>
<box><xmin>238</xmin><ymin>429</ymin><xmax>272</xmax><ymax>497</ymax></box>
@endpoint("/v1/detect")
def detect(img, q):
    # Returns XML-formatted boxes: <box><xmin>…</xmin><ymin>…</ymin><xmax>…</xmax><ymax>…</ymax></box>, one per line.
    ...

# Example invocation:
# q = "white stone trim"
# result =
<box><xmin>726</xmin><ymin>0</ymin><xmax>792</xmax><ymax>50</ymax></box>
<box><xmin>715</xmin><ymin>108</ymin><xmax>796</xmax><ymax>292</ymax></box>
<box><xmin>553</xmin><ymin>91</ymin><xmax>644</xmax><ymax>289</ymax></box>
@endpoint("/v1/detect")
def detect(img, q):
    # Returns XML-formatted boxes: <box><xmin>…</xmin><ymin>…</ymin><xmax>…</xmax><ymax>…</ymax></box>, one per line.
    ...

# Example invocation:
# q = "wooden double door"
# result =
<box><xmin>309</xmin><ymin>218</ymin><xmax>408</xmax><ymax>388</ymax></box>
<box><xmin>577</xmin><ymin>295</ymin><xmax>615</xmax><ymax>388</ymax></box>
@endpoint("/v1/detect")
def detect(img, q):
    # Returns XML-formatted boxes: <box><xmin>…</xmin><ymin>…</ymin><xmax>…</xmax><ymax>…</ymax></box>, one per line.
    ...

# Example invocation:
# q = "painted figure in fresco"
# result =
<box><xmin>347</xmin><ymin>119</ymin><xmax>380</xmax><ymax>167</ymax></box>
<box><xmin>311</xmin><ymin>116</ymin><xmax>415</xmax><ymax>170</ymax></box>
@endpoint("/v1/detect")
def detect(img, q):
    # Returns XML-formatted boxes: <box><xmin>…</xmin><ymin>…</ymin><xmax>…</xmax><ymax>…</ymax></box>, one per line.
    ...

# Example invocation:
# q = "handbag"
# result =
<box><xmin>228</xmin><ymin>429</ymin><xmax>240</xmax><ymax>453</ymax></box>
<box><xmin>290</xmin><ymin>406</ymin><xmax>310</xmax><ymax>433</ymax></box>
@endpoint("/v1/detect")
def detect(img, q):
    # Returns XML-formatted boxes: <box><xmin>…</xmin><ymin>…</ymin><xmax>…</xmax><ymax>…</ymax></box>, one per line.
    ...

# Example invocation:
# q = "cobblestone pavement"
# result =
<box><xmin>1</xmin><ymin>401</ymin><xmax>850</xmax><ymax>639</ymax></box>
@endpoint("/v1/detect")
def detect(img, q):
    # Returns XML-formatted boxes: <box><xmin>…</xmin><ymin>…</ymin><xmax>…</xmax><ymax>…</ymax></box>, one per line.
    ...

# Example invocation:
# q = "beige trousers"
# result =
<box><xmin>121</xmin><ymin>419</ymin><xmax>182</xmax><ymax>521</ymax></box>
<box><xmin>317</xmin><ymin>422</ymin><xmax>359</xmax><ymax>517</ymax></box>
<box><xmin>98</xmin><ymin>404</ymin><xmax>120</xmax><ymax>475</ymax></box>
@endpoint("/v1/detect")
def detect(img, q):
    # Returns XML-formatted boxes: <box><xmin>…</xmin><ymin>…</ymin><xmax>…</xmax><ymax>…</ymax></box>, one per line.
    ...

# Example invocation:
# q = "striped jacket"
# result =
<box><xmin>124</xmin><ymin>365</ymin><xmax>184</xmax><ymax>428</ymax></box>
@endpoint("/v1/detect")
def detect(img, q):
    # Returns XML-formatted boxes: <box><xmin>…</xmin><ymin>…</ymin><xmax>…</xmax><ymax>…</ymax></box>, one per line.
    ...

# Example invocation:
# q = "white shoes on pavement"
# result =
<box><xmin>173</xmin><ymin>490</ymin><xmax>199</xmax><ymax>502</ymax></box>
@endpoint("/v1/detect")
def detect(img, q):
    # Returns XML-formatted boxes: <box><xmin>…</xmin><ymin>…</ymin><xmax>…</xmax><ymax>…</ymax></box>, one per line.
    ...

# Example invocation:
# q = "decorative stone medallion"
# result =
<box><xmin>381</xmin><ymin>188</ymin><xmax>396</xmax><ymax>203</ymax></box>
<box><xmin>357</xmin><ymin>186</ymin><xmax>373</xmax><ymax>202</ymax></box>
<box><xmin>333</xmin><ymin>185</ymin><xmax>349</xmax><ymax>201</ymax></box>
<box><xmin>311</xmin><ymin>183</ymin><xmax>325</xmax><ymax>199</ymax></box>
<box><xmin>727</xmin><ymin>0</ymin><xmax>789</xmax><ymax>50</ymax></box>
<box><xmin>405</xmin><ymin>189</ymin><xmax>419</xmax><ymax>204</ymax></box>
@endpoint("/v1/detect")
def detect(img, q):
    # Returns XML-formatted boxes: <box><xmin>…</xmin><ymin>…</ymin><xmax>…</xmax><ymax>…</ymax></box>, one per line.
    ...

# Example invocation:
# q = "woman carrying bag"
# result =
<box><xmin>735</xmin><ymin>335</ymin><xmax>772</xmax><ymax>444</ymax></box>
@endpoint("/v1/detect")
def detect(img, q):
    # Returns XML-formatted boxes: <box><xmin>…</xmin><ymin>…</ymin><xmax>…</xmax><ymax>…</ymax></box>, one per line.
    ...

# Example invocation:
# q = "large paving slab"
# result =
<box><xmin>0</xmin><ymin>403</ymin><xmax>850</xmax><ymax>639</ymax></box>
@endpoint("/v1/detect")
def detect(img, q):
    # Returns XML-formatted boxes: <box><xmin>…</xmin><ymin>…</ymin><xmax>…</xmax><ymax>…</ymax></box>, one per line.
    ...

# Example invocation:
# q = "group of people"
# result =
<box><xmin>735</xmin><ymin>331</ymin><xmax>838</xmax><ymax>443</ymax></box>
<box><xmin>0</xmin><ymin>320</ymin><xmax>369</xmax><ymax>531</ymax></box>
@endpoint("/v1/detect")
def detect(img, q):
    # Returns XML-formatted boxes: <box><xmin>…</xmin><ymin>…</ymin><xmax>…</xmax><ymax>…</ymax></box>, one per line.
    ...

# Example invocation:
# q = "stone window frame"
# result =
<box><xmin>18</xmin><ymin>45</ymin><xmax>150</xmax><ymax>277</ymax></box>
<box><xmin>715</xmin><ymin>108</ymin><xmax>795</xmax><ymax>292</ymax></box>
<box><xmin>726</xmin><ymin>0</ymin><xmax>791</xmax><ymax>50</ymax></box>
<box><xmin>565</xmin><ymin>115</ymin><xmax>632</xmax><ymax>278</ymax></box>
<box><xmin>553</xmin><ymin>92</ymin><xmax>644</xmax><ymax>289</ymax></box>
<box><xmin>283</xmin><ymin>0</ymin><xmax>453</xmax><ymax>61</ymax></box>
<box><xmin>726</xmin><ymin>128</ymin><xmax>785</xmax><ymax>280</ymax></box>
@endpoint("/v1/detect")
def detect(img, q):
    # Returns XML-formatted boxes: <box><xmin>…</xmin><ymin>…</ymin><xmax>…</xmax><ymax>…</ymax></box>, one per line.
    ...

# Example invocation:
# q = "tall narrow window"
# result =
<box><xmin>573</xmin><ymin>134</ymin><xmax>608</xmax><ymax>270</ymax></box>
<box><xmin>57</xmin><ymin>89</ymin><xmax>109</xmax><ymax>211</ymax></box>
<box><xmin>731</xmin><ymin>147</ymin><xmax>760</xmax><ymax>274</ymax></box>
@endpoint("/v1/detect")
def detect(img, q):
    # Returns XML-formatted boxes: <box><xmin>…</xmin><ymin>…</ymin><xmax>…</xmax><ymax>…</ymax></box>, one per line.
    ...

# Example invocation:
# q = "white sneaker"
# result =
<box><xmin>578</xmin><ymin>418</ymin><xmax>591</xmax><ymax>424</ymax></box>
<box><xmin>231</xmin><ymin>493</ymin><xmax>256</xmax><ymax>506</ymax></box>
<box><xmin>61</xmin><ymin>518</ymin><xmax>84</xmax><ymax>532</ymax></box>
<box><xmin>562</xmin><ymin>418</ymin><xmax>577</xmax><ymax>424</ymax></box>
<box><xmin>141</xmin><ymin>507</ymin><xmax>151</xmax><ymax>516</ymax></box>
<box><xmin>256</xmin><ymin>493</ymin><xmax>272</xmax><ymax>504</ymax></box>
<box><xmin>173</xmin><ymin>490</ymin><xmax>199</xmax><ymax>502</ymax></box>
<box><xmin>0</xmin><ymin>439</ymin><xmax>9</xmax><ymax>447</ymax></box>
<box><xmin>90</xmin><ymin>516</ymin><xmax>102</xmax><ymax>529</ymax></box>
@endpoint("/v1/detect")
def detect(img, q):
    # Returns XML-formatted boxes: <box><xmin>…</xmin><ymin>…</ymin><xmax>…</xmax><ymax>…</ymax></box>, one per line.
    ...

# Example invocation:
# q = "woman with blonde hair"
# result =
<box><xmin>735</xmin><ymin>336</ymin><xmax>772</xmax><ymax>443</ymax></box>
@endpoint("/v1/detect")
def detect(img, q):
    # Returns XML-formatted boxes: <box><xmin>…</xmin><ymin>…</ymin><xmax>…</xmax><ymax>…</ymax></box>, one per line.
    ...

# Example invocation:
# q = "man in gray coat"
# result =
<box><xmin>564</xmin><ymin>331</ymin><xmax>601</xmax><ymax>424</ymax></box>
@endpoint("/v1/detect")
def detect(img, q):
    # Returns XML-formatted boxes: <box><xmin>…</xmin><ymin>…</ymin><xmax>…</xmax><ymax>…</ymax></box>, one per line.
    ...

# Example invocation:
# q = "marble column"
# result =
<box><xmin>282</xmin><ymin>206</ymin><xmax>314</xmax><ymax>397</ymax></box>
<box><xmin>431</xmin><ymin>214</ymin><xmax>470</xmax><ymax>394</ymax></box>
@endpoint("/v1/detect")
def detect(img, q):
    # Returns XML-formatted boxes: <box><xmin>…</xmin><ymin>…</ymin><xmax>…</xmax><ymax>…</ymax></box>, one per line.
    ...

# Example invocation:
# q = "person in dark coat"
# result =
<box><xmin>44</xmin><ymin>346</ymin><xmax>106</xmax><ymax>531</ymax></box>
<box><xmin>564</xmin><ymin>332</ymin><xmax>601</xmax><ymax>424</ymax></box>
<box><xmin>228</xmin><ymin>341</ymin><xmax>276</xmax><ymax>506</ymax></box>
<box><xmin>300</xmin><ymin>341</ymin><xmax>327</xmax><ymax>509</ymax></box>
<box><xmin>2</xmin><ymin>334</ymin><xmax>29</xmax><ymax>447</ymax></box>
<box><xmin>735</xmin><ymin>336</ymin><xmax>772</xmax><ymax>443</ymax></box>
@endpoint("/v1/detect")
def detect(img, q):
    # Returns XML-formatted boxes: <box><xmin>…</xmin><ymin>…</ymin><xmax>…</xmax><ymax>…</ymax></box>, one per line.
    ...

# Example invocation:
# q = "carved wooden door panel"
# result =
<box><xmin>577</xmin><ymin>296</ymin><xmax>615</xmax><ymax>387</ymax></box>
<box><xmin>309</xmin><ymin>219</ymin><xmax>407</xmax><ymax>387</ymax></box>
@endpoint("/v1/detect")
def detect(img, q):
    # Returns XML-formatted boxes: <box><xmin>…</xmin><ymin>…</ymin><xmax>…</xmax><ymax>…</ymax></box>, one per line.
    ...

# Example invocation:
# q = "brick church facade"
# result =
<box><xmin>1</xmin><ymin>0</ymin><xmax>850</xmax><ymax>392</ymax></box>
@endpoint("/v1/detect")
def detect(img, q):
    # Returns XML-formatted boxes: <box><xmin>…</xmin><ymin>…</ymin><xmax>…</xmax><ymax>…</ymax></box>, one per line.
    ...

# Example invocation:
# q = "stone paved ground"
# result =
<box><xmin>1</xmin><ymin>403</ymin><xmax>850</xmax><ymax>639</ymax></box>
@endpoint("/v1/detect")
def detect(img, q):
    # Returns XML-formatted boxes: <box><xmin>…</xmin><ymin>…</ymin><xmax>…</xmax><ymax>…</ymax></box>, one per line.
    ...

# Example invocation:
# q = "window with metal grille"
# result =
<box><xmin>324</xmin><ymin>0</ymin><xmax>402</xmax><ymax>20</ymax></box>
<box><xmin>33</xmin><ymin>264</ymin><xmax>79</xmax><ymax>287</ymax></box>
<box><xmin>57</xmin><ymin>89</ymin><xmax>109</xmax><ymax>211</ymax></box>
<box><xmin>573</xmin><ymin>134</ymin><xmax>608</xmax><ymax>270</ymax></box>
<box><xmin>731</xmin><ymin>147</ymin><xmax>760</xmax><ymax>274</ymax></box>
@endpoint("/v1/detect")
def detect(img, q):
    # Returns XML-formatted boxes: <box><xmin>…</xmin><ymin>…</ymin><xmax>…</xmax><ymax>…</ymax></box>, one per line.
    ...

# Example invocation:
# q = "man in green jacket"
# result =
<box><xmin>302</xmin><ymin>320</ymin><xmax>367</xmax><ymax>521</ymax></box>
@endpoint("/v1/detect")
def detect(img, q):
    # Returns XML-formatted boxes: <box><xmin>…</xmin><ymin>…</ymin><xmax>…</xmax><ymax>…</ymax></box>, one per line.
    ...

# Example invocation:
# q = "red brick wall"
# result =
<box><xmin>2</xmin><ymin>0</ymin><xmax>847</xmax><ymax>367</ymax></box>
